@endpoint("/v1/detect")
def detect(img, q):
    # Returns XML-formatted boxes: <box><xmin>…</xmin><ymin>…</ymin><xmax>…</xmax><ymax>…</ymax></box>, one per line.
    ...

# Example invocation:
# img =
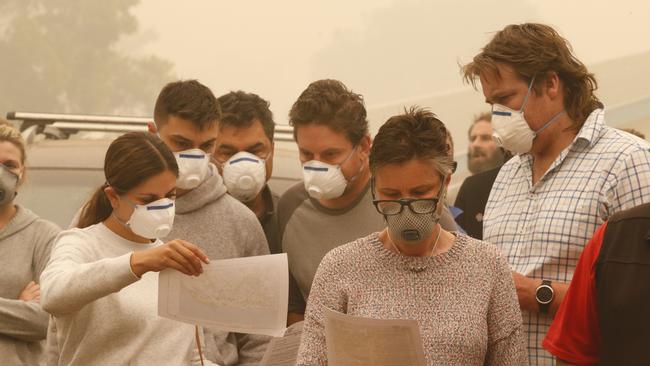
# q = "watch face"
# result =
<box><xmin>536</xmin><ymin>285</ymin><xmax>554</xmax><ymax>304</ymax></box>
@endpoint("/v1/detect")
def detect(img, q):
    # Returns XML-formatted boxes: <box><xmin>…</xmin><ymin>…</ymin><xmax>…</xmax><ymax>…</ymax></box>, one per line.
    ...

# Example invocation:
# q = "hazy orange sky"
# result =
<box><xmin>123</xmin><ymin>0</ymin><xmax>650</xmax><ymax>124</ymax></box>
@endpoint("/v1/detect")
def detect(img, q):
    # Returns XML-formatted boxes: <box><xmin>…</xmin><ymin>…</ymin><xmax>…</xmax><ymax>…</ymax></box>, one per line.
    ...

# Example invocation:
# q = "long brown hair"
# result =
<box><xmin>462</xmin><ymin>23</ymin><xmax>603</xmax><ymax>132</ymax></box>
<box><xmin>77</xmin><ymin>132</ymin><xmax>178</xmax><ymax>228</ymax></box>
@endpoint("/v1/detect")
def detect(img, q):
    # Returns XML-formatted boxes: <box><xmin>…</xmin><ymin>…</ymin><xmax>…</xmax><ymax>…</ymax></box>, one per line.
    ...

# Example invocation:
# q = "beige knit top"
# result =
<box><xmin>296</xmin><ymin>232</ymin><xmax>527</xmax><ymax>365</ymax></box>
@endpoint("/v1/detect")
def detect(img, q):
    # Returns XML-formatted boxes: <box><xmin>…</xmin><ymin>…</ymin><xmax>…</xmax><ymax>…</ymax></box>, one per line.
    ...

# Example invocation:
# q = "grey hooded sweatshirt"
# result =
<box><xmin>0</xmin><ymin>205</ymin><xmax>59</xmax><ymax>366</ymax></box>
<box><xmin>165</xmin><ymin>165</ymin><xmax>271</xmax><ymax>366</ymax></box>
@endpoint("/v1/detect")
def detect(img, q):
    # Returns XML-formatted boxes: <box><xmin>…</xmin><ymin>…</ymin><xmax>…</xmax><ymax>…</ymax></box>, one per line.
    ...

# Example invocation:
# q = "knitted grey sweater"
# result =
<box><xmin>297</xmin><ymin>232</ymin><xmax>527</xmax><ymax>365</ymax></box>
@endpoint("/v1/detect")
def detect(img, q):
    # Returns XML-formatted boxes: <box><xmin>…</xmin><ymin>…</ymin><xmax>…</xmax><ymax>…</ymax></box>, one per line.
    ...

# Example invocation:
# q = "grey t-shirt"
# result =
<box><xmin>278</xmin><ymin>182</ymin><xmax>385</xmax><ymax>314</ymax></box>
<box><xmin>278</xmin><ymin>181</ymin><xmax>462</xmax><ymax>314</ymax></box>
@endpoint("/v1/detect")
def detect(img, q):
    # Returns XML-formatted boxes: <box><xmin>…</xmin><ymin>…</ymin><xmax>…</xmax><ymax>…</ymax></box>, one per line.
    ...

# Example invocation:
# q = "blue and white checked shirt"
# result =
<box><xmin>483</xmin><ymin>109</ymin><xmax>650</xmax><ymax>365</ymax></box>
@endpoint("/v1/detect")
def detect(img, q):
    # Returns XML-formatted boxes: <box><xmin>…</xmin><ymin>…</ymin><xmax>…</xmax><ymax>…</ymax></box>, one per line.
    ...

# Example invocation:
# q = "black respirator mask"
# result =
<box><xmin>0</xmin><ymin>165</ymin><xmax>19</xmax><ymax>206</ymax></box>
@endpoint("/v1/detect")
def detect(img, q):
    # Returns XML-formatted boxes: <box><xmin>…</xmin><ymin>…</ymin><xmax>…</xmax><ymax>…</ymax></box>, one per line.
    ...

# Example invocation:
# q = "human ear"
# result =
<box><xmin>544</xmin><ymin>71</ymin><xmax>561</xmax><ymax>100</ymax></box>
<box><xmin>147</xmin><ymin>122</ymin><xmax>158</xmax><ymax>134</ymax></box>
<box><xmin>359</xmin><ymin>135</ymin><xmax>372</xmax><ymax>158</ymax></box>
<box><xmin>104</xmin><ymin>186</ymin><xmax>121</xmax><ymax>209</ymax></box>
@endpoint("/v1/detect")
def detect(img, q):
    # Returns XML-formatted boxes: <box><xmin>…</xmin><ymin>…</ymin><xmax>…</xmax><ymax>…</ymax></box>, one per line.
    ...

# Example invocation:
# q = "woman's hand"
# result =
<box><xmin>18</xmin><ymin>281</ymin><xmax>40</xmax><ymax>302</ymax></box>
<box><xmin>130</xmin><ymin>239</ymin><xmax>210</xmax><ymax>278</ymax></box>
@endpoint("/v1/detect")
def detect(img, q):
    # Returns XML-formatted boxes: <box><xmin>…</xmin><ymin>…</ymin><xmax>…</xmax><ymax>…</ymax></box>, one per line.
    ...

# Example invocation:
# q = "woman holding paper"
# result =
<box><xmin>297</xmin><ymin>108</ymin><xmax>527</xmax><ymax>365</ymax></box>
<box><xmin>40</xmin><ymin>132</ymin><xmax>213</xmax><ymax>366</ymax></box>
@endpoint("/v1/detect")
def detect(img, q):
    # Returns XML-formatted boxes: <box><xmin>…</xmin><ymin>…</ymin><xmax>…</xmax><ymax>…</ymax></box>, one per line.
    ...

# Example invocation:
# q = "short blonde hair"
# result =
<box><xmin>0</xmin><ymin>123</ymin><xmax>26</xmax><ymax>165</ymax></box>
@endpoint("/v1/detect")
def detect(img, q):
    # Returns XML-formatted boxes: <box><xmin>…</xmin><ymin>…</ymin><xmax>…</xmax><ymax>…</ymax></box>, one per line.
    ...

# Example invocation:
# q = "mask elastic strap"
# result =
<box><xmin>534</xmin><ymin>110</ymin><xmax>566</xmax><ymax>137</ymax></box>
<box><xmin>111</xmin><ymin>212</ymin><xmax>131</xmax><ymax>229</ymax></box>
<box><xmin>346</xmin><ymin>158</ymin><xmax>365</xmax><ymax>185</ymax></box>
<box><xmin>337</xmin><ymin>145</ymin><xmax>364</xmax><ymax>185</ymax></box>
<box><xmin>111</xmin><ymin>195</ymin><xmax>140</xmax><ymax>227</ymax></box>
<box><xmin>338</xmin><ymin>145</ymin><xmax>358</xmax><ymax>168</ymax></box>
<box><xmin>518</xmin><ymin>75</ymin><xmax>537</xmax><ymax>113</ymax></box>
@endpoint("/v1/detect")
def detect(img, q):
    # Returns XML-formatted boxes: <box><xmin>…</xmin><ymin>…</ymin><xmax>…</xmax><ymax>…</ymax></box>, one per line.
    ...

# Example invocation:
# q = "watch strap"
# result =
<box><xmin>537</xmin><ymin>279</ymin><xmax>553</xmax><ymax>314</ymax></box>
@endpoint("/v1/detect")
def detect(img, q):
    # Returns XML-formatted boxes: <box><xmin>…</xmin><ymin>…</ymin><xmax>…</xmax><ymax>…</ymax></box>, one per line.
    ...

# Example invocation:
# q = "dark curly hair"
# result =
<box><xmin>289</xmin><ymin>79</ymin><xmax>368</xmax><ymax>145</ymax></box>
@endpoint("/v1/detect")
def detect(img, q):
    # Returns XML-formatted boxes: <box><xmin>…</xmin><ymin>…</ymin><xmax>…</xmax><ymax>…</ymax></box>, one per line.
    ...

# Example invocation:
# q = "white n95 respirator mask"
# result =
<box><xmin>491</xmin><ymin>77</ymin><xmax>565</xmax><ymax>155</ymax></box>
<box><xmin>302</xmin><ymin>148</ymin><xmax>361</xmax><ymax>200</ymax></box>
<box><xmin>222</xmin><ymin>151</ymin><xmax>267</xmax><ymax>202</ymax></box>
<box><xmin>174</xmin><ymin>149</ymin><xmax>210</xmax><ymax>189</ymax></box>
<box><xmin>122</xmin><ymin>198</ymin><xmax>175</xmax><ymax>239</ymax></box>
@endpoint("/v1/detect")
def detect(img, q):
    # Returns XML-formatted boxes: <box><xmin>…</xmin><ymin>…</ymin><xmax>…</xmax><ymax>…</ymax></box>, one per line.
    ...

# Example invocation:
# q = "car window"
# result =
<box><xmin>17</xmin><ymin>169</ymin><xmax>104</xmax><ymax>229</ymax></box>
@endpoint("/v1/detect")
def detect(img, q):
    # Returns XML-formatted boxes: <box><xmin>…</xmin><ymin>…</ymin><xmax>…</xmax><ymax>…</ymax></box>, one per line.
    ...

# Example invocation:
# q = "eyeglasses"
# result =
<box><xmin>372</xmin><ymin>198</ymin><xmax>440</xmax><ymax>216</ymax></box>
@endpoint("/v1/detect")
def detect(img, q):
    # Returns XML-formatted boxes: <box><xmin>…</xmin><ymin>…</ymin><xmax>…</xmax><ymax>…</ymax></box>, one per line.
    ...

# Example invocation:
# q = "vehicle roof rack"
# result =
<box><xmin>6</xmin><ymin>111</ymin><xmax>294</xmax><ymax>142</ymax></box>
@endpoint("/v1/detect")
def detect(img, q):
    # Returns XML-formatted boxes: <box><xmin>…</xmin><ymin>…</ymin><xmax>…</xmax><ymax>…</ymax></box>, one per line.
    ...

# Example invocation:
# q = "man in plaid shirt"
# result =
<box><xmin>462</xmin><ymin>23</ymin><xmax>650</xmax><ymax>365</ymax></box>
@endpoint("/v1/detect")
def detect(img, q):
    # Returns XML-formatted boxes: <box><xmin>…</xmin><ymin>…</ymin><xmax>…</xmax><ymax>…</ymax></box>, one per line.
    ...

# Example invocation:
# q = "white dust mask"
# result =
<box><xmin>491</xmin><ymin>77</ymin><xmax>565</xmax><ymax>154</ymax></box>
<box><xmin>174</xmin><ymin>149</ymin><xmax>210</xmax><ymax>189</ymax></box>
<box><xmin>222</xmin><ymin>151</ymin><xmax>267</xmax><ymax>203</ymax></box>
<box><xmin>302</xmin><ymin>147</ymin><xmax>360</xmax><ymax>200</ymax></box>
<box><xmin>117</xmin><ymin>198</ymin><xmax>175</xmax><ymax>239</ymax></box>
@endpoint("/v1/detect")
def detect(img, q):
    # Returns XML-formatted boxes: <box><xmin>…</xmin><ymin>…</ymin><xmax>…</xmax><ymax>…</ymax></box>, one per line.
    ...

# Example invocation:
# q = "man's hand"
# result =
<box><xmin>18</xmin><ymin>281</ymin><xmax>40</xmax><ymax>302</ymax></box>
<box><xmin>512</xmin><ymin>272</ymin><xmax>569</xmax><ymax>315</ymax></box>
<box><xmin>512</xmin><ymin>271</ymin><xmax>539</xmax><ymax>312</ymax></box>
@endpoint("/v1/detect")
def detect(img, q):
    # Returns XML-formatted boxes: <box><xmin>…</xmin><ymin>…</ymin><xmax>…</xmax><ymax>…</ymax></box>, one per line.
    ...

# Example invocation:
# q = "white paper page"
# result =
<box><xmin>158</xmin><ymin>253</ymin><xmax>289</xmax><ymax>337</ymax></box>
<box><xmin>324</xmin><ymin>308</ymin><xmax>427</xmax><ymax>366</ymax></box>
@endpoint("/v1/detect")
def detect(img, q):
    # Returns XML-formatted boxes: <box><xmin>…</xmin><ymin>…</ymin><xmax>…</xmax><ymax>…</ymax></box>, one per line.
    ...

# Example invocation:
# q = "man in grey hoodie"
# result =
<box><xmin>0</xmin><ymin>123</ymin><xmax>60</xmax><ymax>366</ymax></box>
<box><xmin>152</xmin><ymin>80</ymin><xmax>271</xmax><ymax>365</ymax></box>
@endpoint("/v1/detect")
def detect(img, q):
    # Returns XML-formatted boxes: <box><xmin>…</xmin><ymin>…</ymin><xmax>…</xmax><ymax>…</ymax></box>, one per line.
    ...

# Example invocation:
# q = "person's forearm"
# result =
<box><xmin>41</xmin><ymin>252</ymin><xmax>138</xmax><ymax>316</ymax></box>
<box><xmin>0</xmin><ymin>298</ymin><xmax>49</xmax><ymax>341</ymax></box>
<box><xmin>513</xmin><ymin>272</ymin><xmax>568</xmax><ymax>316</ymax></box>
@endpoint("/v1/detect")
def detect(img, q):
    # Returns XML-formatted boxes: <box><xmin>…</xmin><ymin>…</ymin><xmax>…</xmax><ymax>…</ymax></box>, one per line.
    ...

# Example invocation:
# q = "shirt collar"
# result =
<box><xmin>573</xmin><ymin>108</ymin><xmax>606</xmax><ymax>148</ymax></box>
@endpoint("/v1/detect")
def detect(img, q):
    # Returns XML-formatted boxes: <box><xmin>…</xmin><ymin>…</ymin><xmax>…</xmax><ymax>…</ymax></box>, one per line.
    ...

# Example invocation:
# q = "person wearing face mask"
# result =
<box><xmin>40</xmin><ymin>132</ymin><xmax>214</xmax><ymax>365</ymax></box>
<box><xmin>454</xmin><ymin>113</ymin><xmax>512</xmax><ymax>240</ymax></box>
<box><xmin>149</xmin><ymin>80</ymin><xmax>270</xmax><ymax>366</ymax></box>
<box><xmin>462</xmin><ymin>23</ymin><xmax>650</xmax><ymax>365</ymax></box>
<box><xmin>296</xmin><ymin>107</ymin><xmax>527</xmax><ymax>366</ymax></box>
<box><xmin>466</xmin><ymin>112</ymin><xmax>510</xmax><ymax>175</ymax></box>
<box><xmin>277</xmin><ymin>80</ymin><xmax>383</xmax><ymax>327</ymax></box>
<box><xmin>214</xmin><ymin>91</ymin><xmax>281</xmax><ymax>255</ymax></box>
<box><xmin>279</xmin><ymin>80</ymin><xmax>460</xmax><ymax>327</ymax></box>
<box><xmin>0</xmin><ymin>123</ymin><xmax>60</xmax><ymax>366</ymax></box>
